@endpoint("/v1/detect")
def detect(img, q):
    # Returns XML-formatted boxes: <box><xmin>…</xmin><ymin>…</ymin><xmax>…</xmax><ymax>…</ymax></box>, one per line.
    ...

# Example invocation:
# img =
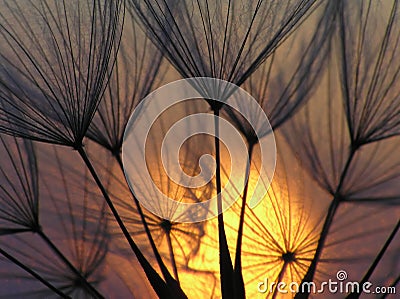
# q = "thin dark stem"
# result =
<box><xmin>213</xmin><ymin>107</ymin><xmax>235</xmax><ymax>299</ymax></box>
<box><xmin>0</xmin><ymin>246</ymin><xmax>70</xmax><ymax>298</ymax></box>
<box><xmin>115</xmin><ymin>153</ymin><xmax>179</xmax><ymax>286</ymax></box>
<box><xmin>346</xmin><ymin>220</ymin><xmax>400</xmax><ymax>299</ymax></box>
<box><xmin>360</xmin><ymin>220</ymin><xmax>400</xmax><ymax>284</ymax></box>
<box><xmin>37</xmin><ymin>230</ymin><xmax>104</xmax><ymax>299</ymax></box>
<box><xmin>165</xmin><ymin>230</ymin><xmax>180</xmax><ymax>283</ymax></box>
<box><xmin>77</xmin><ymin>146</ymin><xmax>187</xmax><ymax>299</ymax></box>
<box><xmin>233</xmin><ymin>142</ymin><xmax>254</xmax><ymax>298</ymax></box>
<box><xmin>296</xmin><ymin>147</ymin><xmax>357</xmax><ymax>299</ymax></box>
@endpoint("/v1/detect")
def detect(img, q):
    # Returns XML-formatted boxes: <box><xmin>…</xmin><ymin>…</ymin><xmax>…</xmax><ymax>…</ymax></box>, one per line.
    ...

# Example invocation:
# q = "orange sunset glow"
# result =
<box><xmin>0</xmin><ymin>1</ymin><xmax>399</xmax><ymax>298</ymax></box>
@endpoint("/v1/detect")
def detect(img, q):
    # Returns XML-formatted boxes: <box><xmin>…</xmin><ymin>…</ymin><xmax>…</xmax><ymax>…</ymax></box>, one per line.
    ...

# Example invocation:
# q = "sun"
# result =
<box><xmin>173</xmin><ymin>146</ymin><xmax>322</xmax><ymax>298</ymax></box>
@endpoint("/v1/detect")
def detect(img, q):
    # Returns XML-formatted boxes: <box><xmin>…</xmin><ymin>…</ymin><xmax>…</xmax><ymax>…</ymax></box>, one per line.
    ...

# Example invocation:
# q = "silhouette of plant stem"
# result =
<box><xmin>213</xmin><ymin>106</ymin><xmax>236</xmax><ymax>299</ymax></box>
<box><xmin>346</xmin><ymin>219</ymin><xmax>400</xmax><ymax>299</ymax></box>
<box><xmin>77</xmin><ymin>146</ymin><xmax>187</xmax><ymax>299</ymax></box>
<box><xmin>0</xmin><ymin>246</ymin><xmax>70</xmax><ymax>298</ymax></box>
<box><xmin>37</xmin><ymin>230</ymin><xmax>104</xmax><ymax>299</ymax></box>
<box><xmin>359</xmin><ymin>219</ymin><xmax>399</xmax><ymax>284</ymax></box>
<box><xmin>296</xmin><ymin>146</ymin><xmax>357</xmax><ymax>299</ymax></box>
<box><xmin>233</xmin><ymin>141</ymin><xmax>255</xmax><ymax>298</ymax></box>
<box><xmin>114</xmin><ymin>153</ymin><xmax>181</xmax><ymax>287</ymax></box>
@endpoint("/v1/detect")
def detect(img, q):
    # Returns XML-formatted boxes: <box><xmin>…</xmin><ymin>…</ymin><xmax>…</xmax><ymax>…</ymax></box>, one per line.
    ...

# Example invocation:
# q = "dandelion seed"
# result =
<box><xmin>0</xmin><ymin>3</ymin><xmax>185</xmax><ymax>296</ymax></box>
<box><xmin>0</xmin><ymin>0</ymin><xmax>123</xmax><ymax>148</ymax></box>
<box><xmin>128</xmin><ymin>2</ymin><xmax>318</xmax><ymax>295</ymax></box>
<box><xmin>281</xmin><ymin>2</ymin><xmax>400</xmax><ymax>295</ymax></box>
<box><xmin>85</xmin><ymin>123</ymin><xmax>211</xmax><ymax>290</ymax></box>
